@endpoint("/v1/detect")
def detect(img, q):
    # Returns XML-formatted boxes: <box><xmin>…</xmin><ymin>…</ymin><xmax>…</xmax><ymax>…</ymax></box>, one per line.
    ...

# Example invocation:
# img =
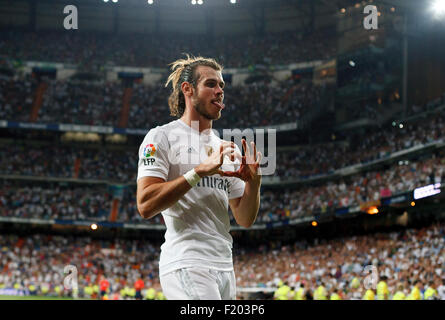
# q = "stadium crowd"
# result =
<box><xmin>1</xmin><ymin>85</ymin><xmax>444</xmax><ymax>226</ymax></box>
<box><xmin>128</xmin><ymin>80</ymin><xmax>333</xmax><ymax>130</ymax></box>
<box><xmin>1</xmin><ymin>72</ymin><xmax>441</xmax><ymax>134</ymax></box>
<box><xmin>276</xmin><ymin>110</ymin><xmax>445</xmax><ymax>179</ymax></box>
<box><xmin>1</xmin><ymin>97</ymin><xmax>444</xmax><ymax>183</ymax></box>
<box><xmin>1</xmin><ymin>86</ymin><xmax>445</xmax><ymax>226</ymax></box>
<box><xmin>0</xmin><ymin>180</ymin><xmax>163</xmax><ymax>225</ymax></box>
<box><xmin>0</xmin><ymin>30</ymin><xmax>336</xmax><ymax>69</ymax></box>
<box><xmin>214</xmin><ymin>80</ymin><xmax>331</xmax><ymax>130</ymax></box>
<box><xmin>40</xmin><ymin>80</ymin><xmax>122</xmax><ymax>126</ymax></box>
<box><xmin>0</xmin><ymin>74</ymin><xmax>37</xmax><ymax>122</ymax></box>
<box><xmin>0</xmin><ymin>183</ymin><xmax>111</xmax><ymax>222</ymax></box>
<box><xmin>1</xmin><ymin>150</ymin><xmax>444</xmax><ymax>225</ymax></box>
<box><xmin>0</xmin><ymin>75</ymin><xmax>332</xmax><ymax>129</ymax></box>
<box><xmin>2</xmin><ymin>4</ymin><xmax>445</xmax><ymax>303</ymax></box>
<box><xmin>0</xmin><ymin>221</ymin><xmax>443</xmax><ymax>300</ymax></box>
<box><xmin>0</xmin><ymin>144</ymin><xmax>137</xmax><ymax>182</ymax></box>
<box><xmin>0</xmin><ymin>234</ymin><xmax>165</xmax><ymax>300</ymax></box>
<box><xmin>252</xmin><ymin>152</ymin><xmax>445</xmax><ymax>223</ymax></box>
<box><xmin>234</xmin><ymin>222</ymin><xmax>445</xmax><ymax>300</ymax></box>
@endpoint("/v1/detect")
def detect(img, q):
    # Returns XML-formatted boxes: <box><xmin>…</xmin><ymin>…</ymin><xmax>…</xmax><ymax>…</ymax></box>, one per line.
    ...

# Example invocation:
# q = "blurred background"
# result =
<box><xmin>0</xmin><ymin>0</ymin><xmax>444</xmax><ymax>300</ymax></box>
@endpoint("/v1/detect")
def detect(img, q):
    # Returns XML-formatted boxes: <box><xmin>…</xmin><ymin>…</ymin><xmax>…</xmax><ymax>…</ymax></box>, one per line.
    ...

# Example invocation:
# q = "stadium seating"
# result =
<box><xmin>2</xmin><ymin>147</ymin><xmax>444</xmax><ymax>224</ymax></box>
<box><xmin>0</xmin><ymin>30</ymin><xmax>336</xmax><ymax>69</ymax></box>
<box><xmin>0</xmin><ymin>222</ymin><xmax>443</xmax><ymax>300</ymax></box>
<box><xmin>1</xmin><ymin>76</ymin><xmax>333</xmax><ymax>129</ymax></box>
<box><xmin>0</xmin><ymin>21</ymin><xmax>444</xmax><ymax>301</ymax></box>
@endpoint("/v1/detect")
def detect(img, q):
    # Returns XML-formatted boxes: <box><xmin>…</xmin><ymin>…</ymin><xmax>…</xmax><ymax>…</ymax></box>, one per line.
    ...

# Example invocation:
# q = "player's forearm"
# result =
<box><xmin>138</xmin><ymin>177</ymin><xmax>192</xmax><ymax>219</ymax></box>
<box><xmin>234</xmin><ymin>176</ymin><xmax>261</xmax><ymax>228</ymax></box>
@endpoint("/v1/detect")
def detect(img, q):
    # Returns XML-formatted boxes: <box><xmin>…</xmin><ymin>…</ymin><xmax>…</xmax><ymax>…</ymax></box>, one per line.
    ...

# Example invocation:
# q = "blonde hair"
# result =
<box><xmin>165</xmin><ymin>54</ymin><xmax>223</xmax><ymax>117</ymax></box>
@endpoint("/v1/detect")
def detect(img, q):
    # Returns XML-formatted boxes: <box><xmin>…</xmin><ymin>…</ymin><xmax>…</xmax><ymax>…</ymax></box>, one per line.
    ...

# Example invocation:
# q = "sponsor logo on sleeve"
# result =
<box><xmin>142</xmin><ymin>143</ymin><xmax>156</xmax><ymax>165</ymax></box>
<box><xmin>143</xmin><ymin>144</ymin><xmax>156</xmax><ymax>158</ymax></box>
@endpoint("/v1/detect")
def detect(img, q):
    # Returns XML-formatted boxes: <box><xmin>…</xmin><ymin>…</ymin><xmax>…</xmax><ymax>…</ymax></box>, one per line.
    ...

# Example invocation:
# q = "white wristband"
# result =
<box><xmin>183</xmin><ymin>168</ymin><xmax>201</xmax><ymax>187</ymax></box>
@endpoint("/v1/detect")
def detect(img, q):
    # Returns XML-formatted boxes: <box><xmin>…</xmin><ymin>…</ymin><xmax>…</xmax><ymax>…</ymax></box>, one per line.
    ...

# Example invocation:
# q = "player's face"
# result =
<box><xmin>192</xmin><ymin>66</ymin><xmax>225</xmax><ymax>121</ymax></box>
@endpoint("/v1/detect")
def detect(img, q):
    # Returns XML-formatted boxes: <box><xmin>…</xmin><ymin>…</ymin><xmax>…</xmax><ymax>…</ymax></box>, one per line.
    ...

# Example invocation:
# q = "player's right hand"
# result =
<box><xmin>194</xmin><ymin>141</ymin><xmax>238</xmax><ymax>177</ymax></box>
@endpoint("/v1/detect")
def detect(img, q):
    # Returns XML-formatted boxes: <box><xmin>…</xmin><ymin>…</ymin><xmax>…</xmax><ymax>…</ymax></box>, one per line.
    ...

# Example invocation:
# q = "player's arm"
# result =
<box><xmin>137</xmin><ymin>142</ymin><xmax>236</xmax><ymax>219</ymax></box>
<box><xmin>229</xmin><ymin>175</ymin><xmax>261</xmax><ymax>228</ymax></box>
<box><xmin>137</xmin><ymin>176</ymin><xmax>192</xmax><ymax>219</ymax></box>
<box><xmin>226</xmin><ymin>139</ymin><xmax>262</xmax><ymax>228</ymax></box>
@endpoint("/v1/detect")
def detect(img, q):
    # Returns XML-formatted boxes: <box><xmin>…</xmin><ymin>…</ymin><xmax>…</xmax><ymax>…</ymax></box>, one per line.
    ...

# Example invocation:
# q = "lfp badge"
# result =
<box><xmin>144</xmin><ymin>144</ymin><xmax>156</xmax><ymax>158</ymax></box>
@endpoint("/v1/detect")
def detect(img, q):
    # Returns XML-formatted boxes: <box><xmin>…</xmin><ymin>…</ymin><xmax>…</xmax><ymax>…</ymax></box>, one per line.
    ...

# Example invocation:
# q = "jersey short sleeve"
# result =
<box><xmin>137</xmin><ymin>127</ymin><xmax>170</xmax><ymax>181</ymax></box>
<box><xmin>228</xmin><ymin>176</ymin><xmax>245</xmax><ymax>200</ymax></box>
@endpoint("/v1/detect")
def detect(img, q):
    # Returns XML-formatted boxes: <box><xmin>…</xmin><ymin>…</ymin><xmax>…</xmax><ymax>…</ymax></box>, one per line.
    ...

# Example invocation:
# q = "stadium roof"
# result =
<box><xmin>0</xmin><ymin>0</ymin><xmax>338</xmax><ymax>35</ymax></box>
<box><xmin>0</xmin><ymin>0</ymin><xmax>429</xmax><ymax>36</ymax></box>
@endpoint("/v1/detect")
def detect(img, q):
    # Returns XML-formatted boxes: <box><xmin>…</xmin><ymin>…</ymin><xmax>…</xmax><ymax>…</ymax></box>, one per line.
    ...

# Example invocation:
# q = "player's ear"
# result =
<box><xmin>181</xmin><ymin>81</ymin><xmax>194</xmax><ymax>97</ymax></box>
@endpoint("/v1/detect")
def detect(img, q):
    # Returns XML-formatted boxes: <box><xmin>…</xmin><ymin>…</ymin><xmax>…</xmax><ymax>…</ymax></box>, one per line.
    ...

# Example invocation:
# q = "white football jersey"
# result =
<box><xmin>137</xmin><ymin>119</ymin><xmax>245</xmax><ymax>276</ymax></box>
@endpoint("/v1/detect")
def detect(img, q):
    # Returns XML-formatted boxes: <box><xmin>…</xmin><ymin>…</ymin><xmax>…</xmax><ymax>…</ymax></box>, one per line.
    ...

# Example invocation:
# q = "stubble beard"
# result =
<box><xmin>193</xmin><ymin>96</ymin><xmax>221</xmax><ymax>121</ymax></box>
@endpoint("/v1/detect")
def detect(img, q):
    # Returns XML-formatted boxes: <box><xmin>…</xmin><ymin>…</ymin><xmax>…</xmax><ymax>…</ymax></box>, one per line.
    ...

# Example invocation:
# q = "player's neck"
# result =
<box><xmin>180</xmin><ymin>110</ymin><xmax>213</xmax><ymax>133</ymax></box>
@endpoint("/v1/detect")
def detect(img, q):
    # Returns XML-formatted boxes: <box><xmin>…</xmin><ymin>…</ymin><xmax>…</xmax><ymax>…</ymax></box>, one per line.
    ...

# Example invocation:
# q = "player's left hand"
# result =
<box><xmin>219</xmin><ymin>139</ymin><xmax>262</xmax><ymax>182</ymax></box>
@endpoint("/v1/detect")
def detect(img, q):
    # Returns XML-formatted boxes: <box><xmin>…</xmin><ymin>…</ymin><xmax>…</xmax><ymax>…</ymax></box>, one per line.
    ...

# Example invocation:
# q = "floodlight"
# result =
<box><xmin>432</xmin><ymin>0</ymin><xmax>445</xmax><ymax>15</ymax></box>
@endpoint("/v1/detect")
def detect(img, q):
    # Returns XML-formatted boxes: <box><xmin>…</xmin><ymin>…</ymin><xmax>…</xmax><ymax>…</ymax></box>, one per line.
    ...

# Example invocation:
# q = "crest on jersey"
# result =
<box><xmin>143</xmin><ymin>144</ymin><xmax>156</xmax><ymax>158</ymax></box>
<box><xmin>205</xmin><ymin>145</ymin><xmax>213</xmax><ymax>157</ymax></box>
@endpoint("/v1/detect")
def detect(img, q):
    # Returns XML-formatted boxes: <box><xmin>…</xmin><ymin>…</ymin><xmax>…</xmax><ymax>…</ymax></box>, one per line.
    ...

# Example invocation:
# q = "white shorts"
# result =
<box><xmin>160</xmin><ymin>267</ymin><xmax>236</xmax><ymax>300</ymax></box>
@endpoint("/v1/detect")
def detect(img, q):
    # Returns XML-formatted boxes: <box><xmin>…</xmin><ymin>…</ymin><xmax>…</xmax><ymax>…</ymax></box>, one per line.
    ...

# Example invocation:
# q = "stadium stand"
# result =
<box><xmin>0</xmin><ymin>221</ymin><xmax>443</xmax><ymax>300</ymax></box>
<box><xmin>0</xmin><ymin>75</ymin><xmax>334</xmax><ymax>129</ymax></box>
<box><xmin>0</xmin><ymin>0</ymin><xmax>444</xmax><ymax>302</ymax></box>
<box><xmin>1</xmin><ymin>142</ymin><xmax>444</xmax><ymax>225</ymax></box>
<box><xmin>0</xmin><ymin>30</ymin><xmax>336</xmax><ymax>69</ymax></box>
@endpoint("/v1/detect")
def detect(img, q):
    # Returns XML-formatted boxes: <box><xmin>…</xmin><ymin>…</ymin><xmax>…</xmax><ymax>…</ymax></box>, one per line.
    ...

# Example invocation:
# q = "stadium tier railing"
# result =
<box><xmin>0</xmin><ymin>119</ymin><xmax>298</xmax><ymax>136</ymax></box>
